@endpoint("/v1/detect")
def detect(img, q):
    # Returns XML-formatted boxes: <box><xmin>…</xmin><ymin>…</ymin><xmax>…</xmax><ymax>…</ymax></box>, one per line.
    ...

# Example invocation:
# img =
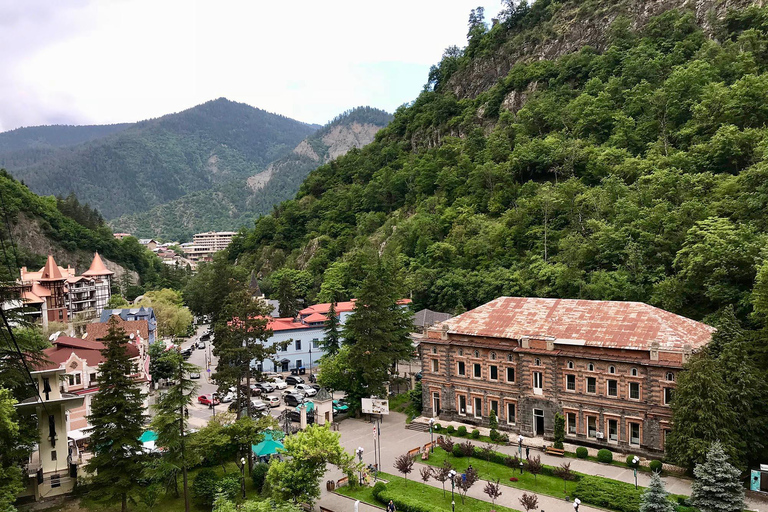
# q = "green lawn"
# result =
<box><xmin>423</xmin><ymin>448</ymin><xmax>572</xmax><ymax>497</ymax></box>
<box><xmin>337</xmin><ymin>472</ymin><xmax>521</xmax><ymax>512</ymax></box>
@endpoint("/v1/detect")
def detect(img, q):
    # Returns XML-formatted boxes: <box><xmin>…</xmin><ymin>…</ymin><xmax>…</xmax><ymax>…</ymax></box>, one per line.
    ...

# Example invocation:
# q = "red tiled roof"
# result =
<box><xmin>53</xmin><ymin>337</ymin><xmax>104</xmax><ymax>351</ymax></box>
<box><xmin>37</xmin><ymin>341</ymin><xmax>140</xmax><ymax>371</ymax></box>
<box><xmin>441</xmin><ymin>297</ymin><xmax>713</xmax><ymax>352</ymax></box>
<box><xmin>31</xmin><ymin>282</ymin><xmax>51</xmax><ymax>297</ymax></box>
<box><xmin>299</xmin><ymin>300</ymin><xmax>356</xmax><ymax>316</ymax></box>
<box><xmin>40</xmin><ymin>255</ymin><xmax>64</xmax><ymax>281</ymax></box>
<box><xmin>303</xmin><ymin>313</ymin><xmax>327</xmax><ymax>323</ymax></box>
<box><xmin>267</xmin><ymin>317</ymin><xmax>311</xmax><ymax>331</ymax></box>
<box><xmin>21</xmin><ymin>290</ymin><xmax>45</xmax><ymax>304</ymax></box>
<box><xmin>85</xmin><ymin>317</ymin><xmax>149</xmax><ymax>341</ymax></box>
<box><xmin>82</xmin><ymin>252</ymin><xmax>114</xmax><ymax>277</ymax></box>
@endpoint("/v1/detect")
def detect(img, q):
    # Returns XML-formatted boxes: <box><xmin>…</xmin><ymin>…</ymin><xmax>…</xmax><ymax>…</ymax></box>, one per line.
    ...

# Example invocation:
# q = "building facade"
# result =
<box><xmin>419</xmin><ymin>297</ymin><xmax>713</xmax><ymax>457</ymax></box>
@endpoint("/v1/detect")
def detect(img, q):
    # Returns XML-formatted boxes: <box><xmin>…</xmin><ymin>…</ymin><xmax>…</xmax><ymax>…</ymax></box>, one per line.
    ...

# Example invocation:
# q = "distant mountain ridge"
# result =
<box><xmin>110</xmin><ymin>106</ymin><xmax>392</xmax><ymax>240</ymax></box>
<box><xmin>0</xmin><ymin>98</ymin><xmax>317</xmax><ymax>219</ymax></box>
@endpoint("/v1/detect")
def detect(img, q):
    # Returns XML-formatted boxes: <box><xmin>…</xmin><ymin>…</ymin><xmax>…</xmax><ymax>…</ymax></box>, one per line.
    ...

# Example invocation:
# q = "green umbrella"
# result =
<box><xmin>139</xmin><ymin>430</ymin><xmax>157</xmax><ymax>443</ymax></box>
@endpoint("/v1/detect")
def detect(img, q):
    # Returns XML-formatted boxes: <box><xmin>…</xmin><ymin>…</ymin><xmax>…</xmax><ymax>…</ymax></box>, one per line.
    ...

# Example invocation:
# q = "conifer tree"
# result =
<box><xmin>639</xmin><ymin>473</ymin><xmax>674</xmax><ymax>512</ymax></box>
<box><xmin>690</xmin><ymin>441</ymin><xmax>744</xmax><ymax>512</ymax></box>
<box><xmin>321</xmin><ymin>301</ymin><xmax>341</xmax><ymax>355</ymax></box>
<box><xmin>149</xmin><ymin>351</ymin><xmax>198</xmax><ymax>512</ymax></box>
<box><xmin>86</xmin><ymin>317</ymin><xmax>147</xmax><ymax>512</ymax></box>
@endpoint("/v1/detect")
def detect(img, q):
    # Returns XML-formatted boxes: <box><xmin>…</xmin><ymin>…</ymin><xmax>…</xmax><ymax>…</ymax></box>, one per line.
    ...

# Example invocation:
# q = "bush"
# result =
<box><xmin>452</xmin><ymin>444</ymin><xmax>464</xmax><ymax>457</ymax></box>
<box><xmin>192</xmin><ymin>468</ymin><xmax>218</xmax><ymax>506</ymax></box>
<box><xmin>446</xmin><ymin>425</ymin><xmax>455</xmax><ymax>434</ymax></box>
<box><xmin>489</xmin><ymin>428</ymin><xmax>498</xmax><ymax>441</ymax></box>
<box><xmin>251</xmin><ymin>463</ymin><xmax>269</xmax><ymax>493</ymax></box>
<box><xmin>434</xmin><ymin>423</ymin><xmax>442</xmax><ymax>432</ymax></box>
<box><xmin>459</xmin><ymin>441</ymin><xmax>474</xmax><ymax>457</ymax></box>
<box><xmin>572</xmin><ymin>475</ymin><xmax>642</xmax><ymax>512</ymax></box>
<box><xmin>576</xmin><ymin>447</ymin><xmax>588</xmax><ymax>459</ymax></box>
<box><xmin>216</xmin><ymin>476</ymin><xmax>240</xmax><ymax>503</ymax></box>
<box><xmin>457</xmin><ymin>426</ymin><xmax>468</xmax><ymax>436</ymax></box>
<box><xmin>649</xmin><ymin>460</ymin><xmax>663</xmax><ymax>473</ymax></box>
<box><xmin>470</xmin><ymin>429</ymin><xmax>480</xmax><ymax>439</ymax></box>
<box><xmin>372</xmin><ymin>482</ymin><xmax>387</xmax><ymax>500</ymax></box>
<box><xmin>626</xmin><ymin>454</ymin><xmax>636</xmax><ymax>466</ymax></box>
<box><xmin>597</xmin><ymin>449</ymin><xmax>613</xmax><ymax>464</ymax></box>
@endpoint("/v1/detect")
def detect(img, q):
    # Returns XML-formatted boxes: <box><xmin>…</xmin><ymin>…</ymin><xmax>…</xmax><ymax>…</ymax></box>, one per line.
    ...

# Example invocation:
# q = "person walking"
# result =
<box><xmin>387</xmin><ymin>499</ymin><xmax>397</xmax><ymax>512</ymax></box>
<box><xmin>525</xmin><ymin>446</ymin><xmax>530</xmax><ymax>460</ymax></box>
<box><xmin>573</xmin><ymin>497</ymin><xmax>581</xmax><ymax>511</ymax></box>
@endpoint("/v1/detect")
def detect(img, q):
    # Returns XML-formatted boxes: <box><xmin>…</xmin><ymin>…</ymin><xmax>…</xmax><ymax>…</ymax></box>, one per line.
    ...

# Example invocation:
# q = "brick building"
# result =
<box><xmin>419</xmin><ymin>297</ymin><xmax>713</xmax><ymax>457</ymax></box>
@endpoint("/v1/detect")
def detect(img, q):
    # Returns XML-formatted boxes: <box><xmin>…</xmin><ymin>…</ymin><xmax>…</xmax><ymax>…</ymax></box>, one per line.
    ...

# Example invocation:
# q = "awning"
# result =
<box><xmin>68</xmin><ymin>427</ymin><xmax>91</xmax><ymax>441</ymax></box>
<box><xmin>252</xmin><ymin>430</ymin><xmax>284</xmax><ymax>457</ymax></box>
<box><xmin>280</xmin><ymin>358</ymin><xmax>290</xmax><ymax>364</ymax></box>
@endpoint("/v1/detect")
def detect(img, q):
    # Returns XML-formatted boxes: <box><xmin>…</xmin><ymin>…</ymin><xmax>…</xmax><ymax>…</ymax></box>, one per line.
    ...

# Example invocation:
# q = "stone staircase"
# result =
<box><xmin>405</xmin><ymin>421</ymin><xmax>431</xmax><ymax>432</ymax></box>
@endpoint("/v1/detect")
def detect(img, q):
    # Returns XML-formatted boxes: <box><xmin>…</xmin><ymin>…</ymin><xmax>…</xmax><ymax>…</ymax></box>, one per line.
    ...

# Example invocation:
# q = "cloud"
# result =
<box><xmin>0</xmin><ymin>0</ymin><xmax>502</xmax><ymax>131</ymax></box>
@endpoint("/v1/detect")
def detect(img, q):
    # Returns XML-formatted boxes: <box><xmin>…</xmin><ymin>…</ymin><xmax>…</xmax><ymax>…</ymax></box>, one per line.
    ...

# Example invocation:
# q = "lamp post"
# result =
<box><xmin>448</xmin><ymin>469</ymin><xmax>456</xmax><ymax>512</ymax></box>
<box><xmin>519</xmin><ymin>461</ymin><xmax>524</xmax><ymax>475</ymax></box>
<box><xmin>240</xmin><ymin>457</ymin><xmax>246</xmax><ymax>499</ymax></box>
<box><xmin>429</xmin><ymin>418</ymin><xmax>435</xmax><ymax>453</ymax></box>
<box><xmin>356</xmin><ymin>447</ymin><xmax>364</xmax><ymax>484</ymax></box>
<box><xmin>632</xmin><ymin>456</ymin><xmax>639</xmax><ymax>489</ymax></box>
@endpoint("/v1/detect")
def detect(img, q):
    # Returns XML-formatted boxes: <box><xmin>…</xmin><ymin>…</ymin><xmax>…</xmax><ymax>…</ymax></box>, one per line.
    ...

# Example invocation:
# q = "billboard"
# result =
<box><xmin>361</xmin><ymin>398</ymin><xmax>389</xmax><ymax>415</ymax></box>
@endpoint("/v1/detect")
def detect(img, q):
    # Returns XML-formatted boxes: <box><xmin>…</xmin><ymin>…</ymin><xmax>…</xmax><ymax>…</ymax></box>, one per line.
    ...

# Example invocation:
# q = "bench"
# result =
<box><xmin>407</xmin><ymin>447</ymin><xmax>421</xmax><ymax>459</ymax></box>
<box><xmin>336</xmin><ymin>476</ymin><xmax>349</xmax><ymax>487</ymax></box>
<box><xmin>319</xmin><ymin>507</ymin><xmax>334</xmax><ymax>512</ymax></box>
<box><xmin>545</xmin><ymin>446</ymin><xmax>565</xmax><ymax>456</ymax></box>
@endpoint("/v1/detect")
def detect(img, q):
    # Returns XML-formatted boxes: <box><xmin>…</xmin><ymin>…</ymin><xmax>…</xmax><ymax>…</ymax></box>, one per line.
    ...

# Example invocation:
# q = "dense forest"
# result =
<box><xmin>111</xmin><ymin>107</ymin><xmax>392</xmax><ymax>240</ymax></box>
<box><xmin>1</xmin><ymin>98</ymin><xmax>317</xmax><ymax>219</ymax></box>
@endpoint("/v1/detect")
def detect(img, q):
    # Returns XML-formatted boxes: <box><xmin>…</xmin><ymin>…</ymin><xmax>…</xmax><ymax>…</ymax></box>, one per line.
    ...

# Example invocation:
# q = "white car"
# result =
<box><xmin>250</xmin><ymin>399</ymin><xmax>269</xmax><ymax>413</ymax></box>
<box><xmin>218</xmin><ymin>391</ymin><xmax>235</xmax><ymax>403</ymax></box>
<box><xmin>282</xmin><ymin>388</ymin><xmax>303</xmax><ymax>398</ymax></box>
<box><xmin>270</xmin><ymin>378</ymin><xmax>288</xmax><ymax>390</ymax></box>
<box><xmin>295</xmin><ymin>384</ymin><xmax>317</xmax><ymax>397</ymax></box>
<box><xmin>265</xmin><ymin>395</ymin><xmax>280</xmax><ymax>407</ymax></box>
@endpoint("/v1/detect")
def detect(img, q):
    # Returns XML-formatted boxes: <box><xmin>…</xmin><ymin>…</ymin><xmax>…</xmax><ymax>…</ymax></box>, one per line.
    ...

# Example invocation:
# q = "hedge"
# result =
<box><xmin>649</xmin><ymin>460</ymin><xmax>663</xmax><ymax>473</ymax></box>
<box><xmin>251</xmin><ymin>463</ymin><xmax>269</xmax><ymax>492</ymax></box>
<box><xmin>457</xmin><ymin>426</ymin><xmax>468</xmax><ymax>436</ymax></box>
<box><xmin>372</xmin><ymin>482</ymin><xmax>387</xmax><ymax>500</ymax></box>
<box><xmin>470</xmin><ymin>429</ymin><xmax>480</xmax><ymax>439</ymax></box>
<box><xmin>572</xmin><ymin>475</ymin><xmax>643</xmax><ymax>512</ymax></box>
<box><xmin>378</xmin><ymin>489</ymin><xmax>446</xmax><ymax>512</ymax></box>
<box><xmin>597</xmin><ymin>449</ymin><xmax>613</xmax><ymax>463</ymax></box>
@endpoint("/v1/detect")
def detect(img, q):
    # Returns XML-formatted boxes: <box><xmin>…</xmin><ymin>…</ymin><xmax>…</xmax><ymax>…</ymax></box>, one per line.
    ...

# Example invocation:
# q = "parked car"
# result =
<box><xmin>254</xmin><ymin>382</ymin><xmax>274</xmax><ymax>393</ymax></box>
<box><xmin>217</xmin><ymin>391</ymin><xmax>234</xmax><ymax>403</ymax></box>
<box><xmin>333</xmin><ymin>399</ymin><xmax>349</xmax><ymax>413</ymax></box>
<box><xmin>241</xmin><ymin>385</ymin><xmax>261</xmax><ymax>397</ymax></box>
<box><xmin>295</xmin><ymin>384</ymin><xmax>317</xmax><ymax>397</ymax></box>
<box><xmin>250</xmin><ymin>399</ymin><xmax>269</xmax><ymax>413</ymax></box>
<box><xmin>309</xmin><ymin>373</ymin><xmax>317</xmax><ymax>383</ymax></box>
<box><xmin>200</xmin><ymin>333</ymin><xmax>211</xmax><ymax>341</ymax></box>
<box><xmin>310</xmin><ymin>384</ymin><xmax>321</xmax><ymax>391</ymax></box>
<box><xmin>190</xmin><ymin>371</ymin><xmax>201</xmax><ymax>379</ymax></box>
<box><xmin>196</xmin><ymin>340</ymin><xmax>206</xmax><ymax>349</ymax></box>
<box><xmin>263</xmin><ymin>372</ymin><xmax>280</xmax><ymax>380</ymax></box>
<box><xmin>265</xmin><ymin>395</ymin><xmax>280</xmax><ymax>407</ymax></box>
<box><xmin>197</xmin><ymin>394</ymin><xmax>219</xmax><ymax>406</ymax></box>
<box><xmin>281</xmin><ymin>388</ymin><xmax>301</xmax><ymax>397</ymax></box>
<box><xmin>288</xmin><ymin>409</ymin><xmax>315</xmax><ymax>424</ymax></box>
<box><xmin>283</xmin><ymin>393</ymin><xmax>305</xmax><ymax>407</ymax></box>
<box><xmin>181</xmin><ymin>347</ymin><xmax>193</xmax><ymax>359</ymax></box>
<box><xmin>270</xmin><ymin>378</ymin><xmax>288</xmax><ymax>390</ymax></box>
<box><xmin>285</xmin><ymin>375</ymin><xmax>304</xmax><ymax>386</ymax></box>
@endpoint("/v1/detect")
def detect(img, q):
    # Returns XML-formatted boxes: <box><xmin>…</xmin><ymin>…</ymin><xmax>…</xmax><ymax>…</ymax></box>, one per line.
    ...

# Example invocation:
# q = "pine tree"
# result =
<box><xmin>149</xmin><ymin>351</ymin><xmax>198</xmax><ymax>512</ymax></box>
<box><xmin>553</xmin><ymin>412</ymin><xmax>565</xmax><ymax>449</ymax></box>
<box><xmin>639</xmin><ymin>473</ymin><xmax>674</xmax><ymax>512</ymax></box>
<box><xmin>277</xmin><ymin>275</ymin><xmax>300</xmax><ymax>318</ymax></box>
<box><xmin>86</xmin><ymin>317</ymin><xmax>147</xmax><ymax>512</ymax></box>
<box><xmin>321</xmin><ymin>301</ymin><xmax>341</xmax><ymax>355</ymax></box>
<box><xmin>690</xmin><ymin>441</ymin><xmax>745</xmax><ymax>512</ymax></box>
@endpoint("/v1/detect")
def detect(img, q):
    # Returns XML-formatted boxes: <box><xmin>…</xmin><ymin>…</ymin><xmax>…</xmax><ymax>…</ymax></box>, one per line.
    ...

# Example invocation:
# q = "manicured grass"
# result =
<box><xmin>337</xmin><ymin>472</ymin><xmax>521</xmax><ymax>512</ymax></box>
<box><xmin>433</xmin><ymin>429</ymin><xmax>507</xmax><ymax>446</ymax></box>
<box><xmin>423</xmin><ymin>448</ymin><xmax>572</xmax><ymax>497</ymax></box>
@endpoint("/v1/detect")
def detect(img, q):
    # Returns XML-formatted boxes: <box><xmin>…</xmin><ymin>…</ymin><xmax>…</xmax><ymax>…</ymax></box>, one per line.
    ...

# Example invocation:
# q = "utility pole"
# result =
<box><xmin>179</xmin><ymin>358</ymin><xmax>190</xmax><ymax>512</ymax></box>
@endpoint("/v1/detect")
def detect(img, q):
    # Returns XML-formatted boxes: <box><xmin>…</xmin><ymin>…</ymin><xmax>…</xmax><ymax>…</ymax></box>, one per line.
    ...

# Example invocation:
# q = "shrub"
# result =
<box><xmin>597</xmin><ymin>449</ymin><xmax>613</xmax><ymax>464</ymax></box>
<box><xmin>452</xmin><ymin>444</ymin><xmax>464</xmax><ymax>457</ymax></box>
<box><xmin>572</xmin><ymin>475</ymin><xmax>643</xmax><ymax>512</ymax></box>
<box><xmin>251</xmin><ymin>463</ymin><xmax>269</xmax><ymax>493</ymax></box>
<box><xmin>458</xmin><ymin>441</ymin><xmax>474</xmax><ymax>457</ymax></box>
<box><xmin>192</xmin><ymin>468</ymin><xmax>219</xmax><ymax>507</ymax></box>
<box><xmin>434</xmin><ymin>423</ymin><xmax>442</xmax><ymax>432</ymax></box>
<box><xmin>488</xmin><ymin>409</ymin><xmax>499</xmax><ymax>430</ymax></box>
<box><xmin>576</xmin><ymin>447</ymin><xmax>588</xmax><ymax>459</ymax></box>
<box><xmin>216</xmin><ymin>476</ymin><xmax>240</xmax><ymax>503</ymax></box>
<box><xmin>470</xmin><ymin>429</ymin><xmax>480</xmax><ymax>439</ymax></box>
<box><xmin>457</xmin><ymin>426</ymin><xmax>468</xmax><ymax>436</ymax></box>
<box><xmin>489</xmin><ymin>428</ymin><xmax>499</xmax><ymax>441</ymax></box>
<box><xmin>377</xmin><ymin>489</ymin><xmax>446</xmax><ymax>512</ymax></box>
<box><xmin>504</xmin><ymin>455</ymin><xmax>519</xmax><ymax>468</ymax></box>
<box><xmin>438</xmin><ymin>436</ymin><xmax>454</xmax><ymax>452</ymax></box>
<box><xmin>626</xmin><ymin>454</ymin><xmax>636</xmax><ymax>466</ymax></box>
<box><xmin>372</xmin><ymin>482</ymin><xmax>387</xmax><ymax>500</ymax></box>
<box><xmin>553</xmin><ymin>413</ymin><xmax>565</xmax><ymax>449</ymax></box>
<box><xmin>446</xmin><ymin>425</ymin><xmax>455</xmax><ymax>434</ymax></box>
<box><xmin>649</xmin><ymin>460</ymin><xmax>663</xmax><ymax>473</ymax></box>
<box><xmin>497</xmin><ymin>432</ymin><xmax>510</xmax><ymax>443</ymax></box>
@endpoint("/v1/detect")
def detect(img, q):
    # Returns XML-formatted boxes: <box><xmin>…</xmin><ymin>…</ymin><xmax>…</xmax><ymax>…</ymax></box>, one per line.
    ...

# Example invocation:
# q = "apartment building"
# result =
<box><xmin>419</xmin><ymin>297</ymin><xmax>713</xmax><ymax>457</ymax></box>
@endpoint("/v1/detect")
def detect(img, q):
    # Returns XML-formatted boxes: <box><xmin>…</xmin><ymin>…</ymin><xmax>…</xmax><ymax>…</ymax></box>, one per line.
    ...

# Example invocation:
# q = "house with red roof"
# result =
<box><xmin>419</xmin><ymin>297</ymin><xmax>714</xmax><ymax>457</ymax></box>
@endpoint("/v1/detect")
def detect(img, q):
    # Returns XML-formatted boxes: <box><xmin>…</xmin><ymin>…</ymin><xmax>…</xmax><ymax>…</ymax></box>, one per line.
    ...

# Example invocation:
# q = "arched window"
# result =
<box><xmin>666</xmin><ymin>372</ymin><xmax>674</xmax><ymax>381</ymax></box>
<box><xmin>567</xmin><ymin>361</ymin><xmax>574</xmax><ymax>369</ymax></box>
<box><xmin>490</xmin><ymin>352</ymin><xmax>497</xmax><ymax>360</ymax></box>
<box><xmin>588</xmin><ymin>363</ymin><xmax>595</xmax><ymax>371</ymax></box>
<box><xmin>474</xmin><ymin>350</ymin><xmax>480</xmax><ymax>358</ymax></box>
<box><xmin>458</xmin><ymin>348</ymin><xmax>463</xmax><ymax>356</ymax></box>
<box><xmin>534</xmin><ymin>358</ymin><xmax>541</xmax><ymax>366</ymax></box>
<box><xmin>631</xmin><ymin>367</ymin><xmax>638</xmax><ymax>377</ymax></box>
<box><xmin>609</xmin><ymin>366</ymin><xmax>616</xmax><ymax>374</ymax></box>
<box><xmin>507</xmin><ymin>354</ymin><xmax>514</xmax><ymax>362</ymax></box>
<box><xmin>432</xmin><ymin>347</ymin><xmax>437</xmax><ymax>354</ymax></box>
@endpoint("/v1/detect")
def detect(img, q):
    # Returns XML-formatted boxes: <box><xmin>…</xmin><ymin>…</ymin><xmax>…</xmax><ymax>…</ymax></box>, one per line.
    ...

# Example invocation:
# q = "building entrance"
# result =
<box><xmin>533</xmin><ymin>409</ymin><xmax>545</xmax><ymax>436</ymax></box>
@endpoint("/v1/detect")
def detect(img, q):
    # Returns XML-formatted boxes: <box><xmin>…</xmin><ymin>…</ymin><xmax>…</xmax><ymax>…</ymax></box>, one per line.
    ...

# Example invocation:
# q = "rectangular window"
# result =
<box><xmin>431</xmin><ymin>359</ymin><xmax>439</xmax><ymax>373</ymax></box>
<box><xmin>663</xmin><ymin>387</ymin><xmax>674</xmax><ymax>405</ymax></box>
<box><xmin>533</xmin><ymin>371</ymin><xmax>543</xmax><ymax>389</ymax></box>
<box><xmin>507</xmin><ymin>403</ymin><xmax>516</xmax><ymax>424</ymax></box>
<box><xmin>51</xmin><ymin>450</ymin><xmax>57</xmax><ymax>461</ymax></box>
<box><xmin>312</xmin><ymin>339</ymin><xmax>320</xmax><ymax>349</ymax></box>
<box><xmin>567</xmin><ymin>412</ymin><xmax>576</xmax><ymax>434</ymax></box>
<box><xmin>607</xmin><ymin>379</ymin><xmax>618</xmax><ymax>397</ymax></box>
<box><xmin>295</xmin><ymin>340</ymin><xmax>301</xmax><ymax>351</ymax></box>
<box><xmin>608</xmin><ymin>419</ymin><xmax>618</xmax><ymax>442</ymax></box>
<box><xmin>457</xmin><ymin>361</ymin><xmax>465</xmax><ymax>376</ymax></box>
<box><xmin>474</xmin><ymin>397</ymin><xmax>482</xmax><ymax>418</ymax></box>
<box><xmin>566</xmin><ymin>374</ymin><xmax>575</xmax><ymax>391</ymax></box>
<box><xmin>490</xmin><ymin>400</ymin><xmax>499</xmax><ymax>416</ymax></box>
<box><xmin>473</xmin><ymin>364</ymin><xmax>481</xmax><ymax>378</ymax></box>
<box><xmin>629</xmin><ymin>382</ymin><xmax>640</xmax><ymax>400</ymax></box>
<box><xmin>68</xmin><ymin>375</ymin><xmax>74</xmax><ymax>386</ymax></box>
<box><xmin>75</xmin><ymin>373</ymin><xmax>81</xmax><ymax>385</ymax></box>
<box><xmin>295</xmin><ymin>359</ymin><xmax>302</xmax><ymax>369</ymax></box>
<box><xmin>490</xmin><ymin>365</ymin><xmax>498</xmax><ymax>380</ymax></box>
<box><xmin>630</xmin><ymin>422</ymin><xmax>640</xmax><ymax>445</ymax></box>
<box><xmin>587</xmin><ymin>416</ymin><xmax>597</xmax><ymax>438</ymax></box>
<box><xmin>459</xmin><ymin>395</ymin><xmax>467</xmax><ymax>415</ymax></box>
<box><xmin>506</xmin><ymin>367</ymin><xmax>515</xmax><ymax>382</ymax></box>
<box><xmin>586</xmin><ymin>377</ymin><xmax>596</xmax><ymax>394</ymax></box>
<box><xmin>89</xmin><ymin>372</ymin><xmax>97</xmax><ymax>384</ymax></box>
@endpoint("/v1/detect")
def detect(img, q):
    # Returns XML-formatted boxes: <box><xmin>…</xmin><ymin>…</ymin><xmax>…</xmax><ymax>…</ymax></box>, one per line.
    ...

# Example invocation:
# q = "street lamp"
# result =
<box><xmin>429</xmin><ymin>418</ymin><xmax>435</xmax><ymax>453</ymax></box>
<box><xmin>448</xmin><ymin>469</ymin><xmax>456</xmax><ymax>512</ymax></box>
<box><xmin>240</xmin><ymin>457</ymin><xmax>246</xmax><ymax>498</ymax></box>
<box><xmin>632</xmin><ymin>456</ymin><xmax>640</xmax><ymax>489</ymax></box>
<box><xmin>356</xmin><ymin>447</ymin><xmax>364</xmax><ymax>484</ymax></box>
<box><xmin>519</xmin><ymin>461</ymin><xmax>524</xmax><ymax>475</ymax></box>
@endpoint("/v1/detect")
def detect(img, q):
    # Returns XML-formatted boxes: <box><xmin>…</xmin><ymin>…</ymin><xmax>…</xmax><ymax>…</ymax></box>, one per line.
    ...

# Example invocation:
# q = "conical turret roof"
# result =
<box><xmin>82</xmin><ymin>252</ymin><xmax>114</xmax><ymax>277</ymax></box>
<box><xmin>40</xmin><ymin>255</ymin><xmax>64</xmax><ymax>281</ymax></box>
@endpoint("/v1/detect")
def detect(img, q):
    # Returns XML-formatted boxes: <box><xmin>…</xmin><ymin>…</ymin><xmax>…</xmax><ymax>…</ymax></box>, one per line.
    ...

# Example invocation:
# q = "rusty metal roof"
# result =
<box><xmin>440</xmin><ymin>297</ymin><xmax>713</xmax><ymax>352</ymax></box>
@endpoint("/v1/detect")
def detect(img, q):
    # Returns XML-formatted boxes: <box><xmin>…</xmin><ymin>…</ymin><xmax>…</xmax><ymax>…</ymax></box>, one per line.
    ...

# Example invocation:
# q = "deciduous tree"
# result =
<box><xmin>483</xmin><ymin>479</ymin><xmax>502</xmax><ymax>505</ymax></box>
<box><xmin>394</xmin><ymin>454</ymin><xmax>414</xmax><ymax>486</ymax></box>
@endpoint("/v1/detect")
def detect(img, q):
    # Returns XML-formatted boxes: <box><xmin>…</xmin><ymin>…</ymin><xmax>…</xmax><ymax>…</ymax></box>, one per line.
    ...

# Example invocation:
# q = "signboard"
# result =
<box><xmin>361</xmin><ymin>398</ymin><xmax>389</xmax><ymax>415</ymax></box>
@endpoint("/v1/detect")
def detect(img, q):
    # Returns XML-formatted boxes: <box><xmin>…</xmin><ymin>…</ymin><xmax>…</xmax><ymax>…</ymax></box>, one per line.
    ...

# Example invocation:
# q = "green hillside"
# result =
<box><xmin>3</xmin><ymin>98</ymin><xmax>317</xmax><ymax>219</ymax></box>
<box><xmin>225</xmin><ymin>2</ymin><xmax>768</xmax><ymax>326</ymax></box>
<box><xmin>111</xmin><ymin>107</ymin><xmax>392</xmax><ymax>240</ymax></box>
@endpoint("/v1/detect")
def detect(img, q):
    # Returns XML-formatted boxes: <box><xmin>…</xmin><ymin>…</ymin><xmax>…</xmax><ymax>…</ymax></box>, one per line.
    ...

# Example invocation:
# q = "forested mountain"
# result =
<box><xmin>111</xmin><ymin>107</ymin><xmax>392</xmax><ymax>240</ymax></box>
<box><xmin>1</xmin><ymin>98</ymin><xmax>317</xmax><ymax>219</ymax></box>
<box><xmin>226</xmin><ymin>0</ymin><xmax>768</xmax><ymax>327</ymax></box>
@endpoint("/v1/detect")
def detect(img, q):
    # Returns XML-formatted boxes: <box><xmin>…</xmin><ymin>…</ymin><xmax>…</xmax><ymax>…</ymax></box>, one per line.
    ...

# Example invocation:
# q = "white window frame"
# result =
<box><xmin>566</xmin><ymin>412</ymin><xmax>577</xmax><ymax>434</ymax></box>
<box><xmin>629</xmin><ymin>382</ymin><xmax>640</xmax><ymax>400</ymax></box>
<box><xmin>506</xmin><ymin>402</ymin><xmax>516</xmax><ymax>425</ymax></box>
<box><xmin>608</xmin><ymin>418</ymin><xmax>618</xmax><ymax>442</ymax></box>
<box><xmin>629</xmin><ymin>422</ymin><xmax>641</xmax><ymax>446</ymax></box>
<box><xmin>566</xmin><ymin>374</ymin><xmax>576</xmax><ymax>391</ymax></box>
<box><xmin>586</xmin><ymin>376</ymin><xmax>596</xmax><ymax>394</ymax></box>
<box><xmin>506</xmin><ymin>367</ymin><xmax>515</xmax><ymax>382</ymax></box>
<box><xmin>489</xmin><ymin>365</ymin><xmax>498</xmax><ymax>381</ymax></box>
<box><xmin>587</xmin><ymin>416</ymin><xmax>597</xmax><ymax>438</ymax></box>
<box><xmin>473</xmin><ymin>397</ymin><xmax>482</xmax><ymax>419</ymax></box>
<box><xmin>457</xmin><ymin>361</ymin><xmax>465</xmax><ymax>376</ymax></box>
<box><xmin>431</xmin><ymin>359</ymin><xmax>439</xmax><ymax>373</ymax></box>
<box><xmin>533</xmin><ymin>371</ymin><xmax>543</xmax><ymax>395</ymax></box>
<box><xmin>473</xmin><ymin>363</ymin><xmax>481</xmax><ymax>378</ymax></box>
<box><xmin>607</xmin><ymin>379</ymin><xmax>618</xmax><ymax>397</ymax></box>
<box><xmin>458</xmin><ymin>395</ymin><xmax>467</xmax><ymax>416</ymax></box>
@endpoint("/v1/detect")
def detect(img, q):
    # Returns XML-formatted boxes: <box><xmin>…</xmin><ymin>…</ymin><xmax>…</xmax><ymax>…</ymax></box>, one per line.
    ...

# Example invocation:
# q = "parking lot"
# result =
<box><xmin>172</xmin><ymin>325</ymin><xmax>342</xmax><ymax>429</ymax></box>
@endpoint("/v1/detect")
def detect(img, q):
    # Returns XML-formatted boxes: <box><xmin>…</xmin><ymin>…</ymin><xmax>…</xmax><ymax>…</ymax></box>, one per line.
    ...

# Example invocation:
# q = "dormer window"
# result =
<box><xmin>630</xmin><ymin>367</ymin><xmax>638</xmax><ymax>377</ymax></box>
<box><xmin>588</xmin><ymin>363</ymin><xmax>595</xmax><ymax>372</ymax></box>
<box><xmin>567</xmin><ymin>361</ymin><xmax>574</xmax><ymax>369</ymax></box>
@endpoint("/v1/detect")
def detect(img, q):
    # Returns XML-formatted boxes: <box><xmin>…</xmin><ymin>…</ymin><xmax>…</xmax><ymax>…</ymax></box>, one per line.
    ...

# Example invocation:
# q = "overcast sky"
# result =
<box><xmin>0</xmin><ymin>0</ymin><xmax>503</xmax><ymax>132</ymax></box>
